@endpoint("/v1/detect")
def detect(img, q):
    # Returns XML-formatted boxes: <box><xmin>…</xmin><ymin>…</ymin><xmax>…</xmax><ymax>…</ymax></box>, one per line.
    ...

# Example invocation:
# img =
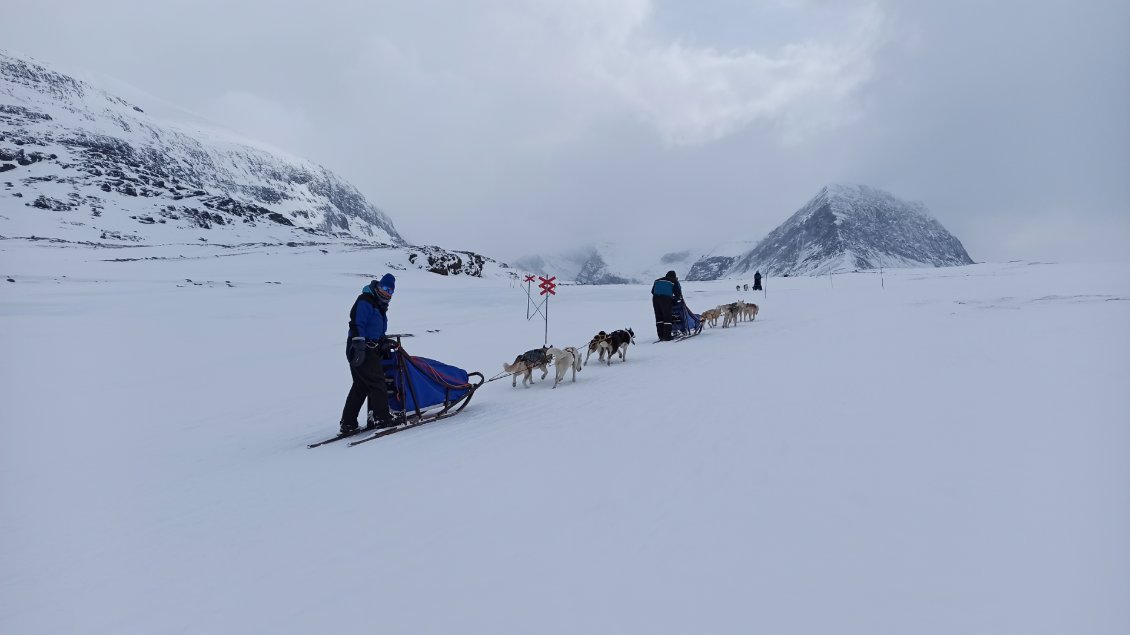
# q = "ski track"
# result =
<box><xmin>1</xmin><ymin>242</ymin><xmax>1128</xmax><ymax>634</ymax></box>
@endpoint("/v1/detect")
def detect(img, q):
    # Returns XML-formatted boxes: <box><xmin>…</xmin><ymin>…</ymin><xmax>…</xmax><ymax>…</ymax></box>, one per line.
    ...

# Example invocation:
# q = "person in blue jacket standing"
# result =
<box><xmin>651</xmin><ymin>270</ymin><xmax>682</xmax><ymax>341</ymax></box>
<box><xmin>339</xmin><ymin>273</ymin><xmax>397</xmax><ymax>434</ymax></box>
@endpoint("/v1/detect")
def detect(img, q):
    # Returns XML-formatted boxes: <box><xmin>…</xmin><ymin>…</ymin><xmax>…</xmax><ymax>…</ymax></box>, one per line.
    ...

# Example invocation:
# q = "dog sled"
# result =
<box><xmin>670</xmin><ymin>300</ymin><xmax>703</xmax><ymax>340</ymax></box>
<box><xmin>308</xmin><ymin>335</ymin><xmax>484</xmax><ymax>448</ymax></box>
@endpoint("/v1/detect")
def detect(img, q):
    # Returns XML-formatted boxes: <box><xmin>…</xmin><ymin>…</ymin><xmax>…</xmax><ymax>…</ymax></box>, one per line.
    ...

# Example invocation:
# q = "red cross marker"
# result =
<box><xmin>524</xmin><ymin>274</ymin><xmax>536</xmax><ymax>283</ymax></box>
<box><xmin>538</xmin><ymin>276</ymin><xmax>557</xmax><ymax>296</ymax></box>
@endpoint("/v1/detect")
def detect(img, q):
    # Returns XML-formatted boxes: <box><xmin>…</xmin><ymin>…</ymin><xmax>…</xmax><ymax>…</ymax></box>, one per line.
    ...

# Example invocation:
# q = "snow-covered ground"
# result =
<box><xmin>2</xmin><ymin>240</ymin><xmax>1128</xmax><ymax>634</ymax></box>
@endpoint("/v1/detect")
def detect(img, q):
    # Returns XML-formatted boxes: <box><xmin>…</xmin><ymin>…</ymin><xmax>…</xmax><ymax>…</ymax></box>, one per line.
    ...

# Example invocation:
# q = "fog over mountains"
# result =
<box><xmin>518</xmin><ymin>185</ymin><xmax>972</xmax><ymax>283</ymax></box>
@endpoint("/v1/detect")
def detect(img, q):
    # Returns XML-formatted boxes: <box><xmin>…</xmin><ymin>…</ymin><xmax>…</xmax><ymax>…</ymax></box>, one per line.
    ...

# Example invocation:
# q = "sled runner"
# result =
<box><xmin>670</xmin><ymin>300</ymin><xmax>703</xmax><ymax>340</ymax></box>
<box><xmin>308</xmin><ymin>335</ymin><xmax>483</xmax><ymax>448</ymax></box>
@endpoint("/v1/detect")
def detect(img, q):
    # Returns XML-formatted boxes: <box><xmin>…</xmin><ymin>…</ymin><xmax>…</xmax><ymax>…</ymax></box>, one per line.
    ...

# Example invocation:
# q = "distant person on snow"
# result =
<box><xmin>651</xmin><ymin>270</ymin><xmax>683</xmax><ymax>341</ymax></box>
<box><xmin>339</xmin><ymin>273</ymin><xmax>397</xmax><ymax>435</ymax></box>
<box><xmin>753</xmin><ymin>271</ymin><xmax>763</xmax><ymax>291</ymax></box>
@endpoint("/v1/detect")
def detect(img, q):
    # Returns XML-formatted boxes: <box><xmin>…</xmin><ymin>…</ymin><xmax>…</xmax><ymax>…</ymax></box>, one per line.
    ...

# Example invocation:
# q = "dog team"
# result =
<box><xmin>503</xmin><ymin>328</ymin><xmax>636</xmax><ymax>389</ymax></box>
<box><xmin>503</xmin><ymin>298</ymin><xmax>757</xmax><ymax>388</ymax></box>
<box><xmin>501</xmin><ymin>274</ymin><xmax>761</xmax><ymax>389</ymax></box>
<box><xmin>699</xmin><ymin>300</ymin><xmax>759</xmax><ymax>329</ymax></box>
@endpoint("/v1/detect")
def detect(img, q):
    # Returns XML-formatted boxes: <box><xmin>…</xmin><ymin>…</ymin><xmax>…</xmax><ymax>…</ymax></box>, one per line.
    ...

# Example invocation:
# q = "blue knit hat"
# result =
<box><xmin>378</xmin><ymin>273</ymin><xmax>396</xmax><ymax>297</ymax></box>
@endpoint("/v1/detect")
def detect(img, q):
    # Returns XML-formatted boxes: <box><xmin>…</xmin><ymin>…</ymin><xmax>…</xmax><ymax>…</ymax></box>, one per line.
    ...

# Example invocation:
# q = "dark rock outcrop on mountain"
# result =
<box><xmin>575</xmin><ymin>252</ymin><xmax>636</xmax><ymax>285</ymax></box>
<box><xmin>718</xmin><ymin>184</ymin><xmax>974</xmax><ymax>278</ymax></box>
<box><xmin>686</xmin><ymin>255</ymin><xmax>736</xmax><ymax>281</ymax></box>
<box><xmin>407</xmin><ymin>246</ymin><xmax>492</xmax><ymax>277</ymax></box>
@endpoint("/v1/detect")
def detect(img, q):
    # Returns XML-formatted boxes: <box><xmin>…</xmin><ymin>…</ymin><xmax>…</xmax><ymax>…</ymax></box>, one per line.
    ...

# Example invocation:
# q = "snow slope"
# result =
<box><xmin>1</xmin><ymin>240</ymin><xmax>1127</xmax><ymax>634</ymax></box>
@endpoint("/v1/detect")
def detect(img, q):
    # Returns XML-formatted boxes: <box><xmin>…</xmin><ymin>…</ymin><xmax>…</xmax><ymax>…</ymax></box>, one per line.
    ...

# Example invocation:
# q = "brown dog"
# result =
<box><xmin>584</xmin><ymin>331</ymin><xmax>611</xmax><ymax>366</ymax></box>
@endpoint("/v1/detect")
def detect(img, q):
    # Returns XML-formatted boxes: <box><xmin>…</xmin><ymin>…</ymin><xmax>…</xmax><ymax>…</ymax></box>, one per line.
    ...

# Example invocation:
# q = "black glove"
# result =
<box><xmin>376</xmin><ymin>337</ymin><xmax>396</xmax><ymax>355</ymax></box>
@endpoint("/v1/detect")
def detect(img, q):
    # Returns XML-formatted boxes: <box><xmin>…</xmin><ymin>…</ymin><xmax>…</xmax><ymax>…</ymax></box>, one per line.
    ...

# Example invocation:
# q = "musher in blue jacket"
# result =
<box><xmin>651</xmin><ymin>270</ymin><xmax>683</xmax><ymax>341</ymax></box>
<box><xmin>339</xmin><ymin>273</ymin><xmax>397</xmax><ymax>434</ymax></box>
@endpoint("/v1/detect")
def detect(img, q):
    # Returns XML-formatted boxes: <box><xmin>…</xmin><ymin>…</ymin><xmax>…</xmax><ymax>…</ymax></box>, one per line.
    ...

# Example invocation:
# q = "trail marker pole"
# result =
<box><xmin>538</xmin><ymin>275</ymin><xmax>557</xmax><ymax>346</ymax></box>
<box><xmin>523</xmin><ymin>274</ymin><xmax>536</xmax><ymax>318</ymax></box>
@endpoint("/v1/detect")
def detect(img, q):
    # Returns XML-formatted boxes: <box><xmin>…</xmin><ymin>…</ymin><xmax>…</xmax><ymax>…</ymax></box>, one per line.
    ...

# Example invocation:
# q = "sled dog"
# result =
<box><xmin>503</xmin><ymin>346</ymin><xmax>551</xmax><ymax>387</ymax></box>
<box><xmin>700</xmin><ymin>307</ymin><xmax>722</xmax><ymax>328</ymax></box>
<box><xmin>607</xmin><ymin>328</ymin><xmax>636</xmax><ymax>364</ymax></box>
<box><xmin>721</xmin><ymin>303</ymin><xmax>741</xmax><ymax>328</ymax></box>
<box><xmin>546</xmin><ymin>346</ymin><xmax>582</xmax><ymax>388</ymax></box>
<box><xmin>585</xmin><ymin>331</ymin><xmax>611</xmax><ymax>366</ymax></box>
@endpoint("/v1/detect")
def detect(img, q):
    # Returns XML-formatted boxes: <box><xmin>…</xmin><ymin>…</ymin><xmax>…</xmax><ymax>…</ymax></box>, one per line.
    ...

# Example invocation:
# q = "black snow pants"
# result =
<box><xmin>652</xmin><ymin>295</ymin><xmax>673</xmax><ymax>341</ymax></box>
<box><xmin>341</xmin><ymin>343</ymin><xmax>392</xmax><ymax>425</ymax></box>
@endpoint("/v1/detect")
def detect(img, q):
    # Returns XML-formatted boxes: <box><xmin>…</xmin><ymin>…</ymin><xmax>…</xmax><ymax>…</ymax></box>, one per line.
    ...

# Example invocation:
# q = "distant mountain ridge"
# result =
<box><xmin>513</xmin><ymin>185</ymin><xmax>971</xmax><ymax>283</ymax></box>
<box><xmin>512</xmin><ymin>241</ymin><xmax>756</xmax><ymax>285</ymax></box>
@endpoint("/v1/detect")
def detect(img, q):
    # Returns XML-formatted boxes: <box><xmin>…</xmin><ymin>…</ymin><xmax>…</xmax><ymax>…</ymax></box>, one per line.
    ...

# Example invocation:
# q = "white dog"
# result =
<box><xmin>546</xmin><ymin>346</ymin><xmax>582</xmax><ymax>388</ymax></box>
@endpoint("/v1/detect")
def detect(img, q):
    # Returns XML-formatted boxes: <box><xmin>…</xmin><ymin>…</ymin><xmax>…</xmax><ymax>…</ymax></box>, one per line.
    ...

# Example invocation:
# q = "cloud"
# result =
<box><xmin>347</xmin><ymin>0</ymin><xmax>886</xmax><ymax>149</ymax></box>
<box><xmin>201</xmin><ymin>91</ymin><xmax>311</xmax><ymax>155</ymax></box>
<box><xmin>592</xmin><ymin>7</ymin><xmax>885</xmax><ymax>145</ymax></box>
<box><xmin>577</xmin><ymin>1</ymin><xmax>885</xmax><ymax>146</ymax></box>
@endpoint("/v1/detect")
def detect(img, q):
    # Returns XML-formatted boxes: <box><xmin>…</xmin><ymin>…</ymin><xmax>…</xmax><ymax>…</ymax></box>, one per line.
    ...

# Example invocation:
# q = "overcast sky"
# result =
<box><xmin>3</xmin><ymin>0</ymin><xmax>1128</xmax><ymax>263</ymax></box>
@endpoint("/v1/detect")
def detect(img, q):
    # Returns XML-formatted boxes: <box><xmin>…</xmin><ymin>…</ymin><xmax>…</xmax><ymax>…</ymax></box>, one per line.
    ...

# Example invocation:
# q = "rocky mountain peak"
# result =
<box><xmin>723</xmin><ymin>184</ymin><xmax>973</xmax><ymax>277</ymax></box>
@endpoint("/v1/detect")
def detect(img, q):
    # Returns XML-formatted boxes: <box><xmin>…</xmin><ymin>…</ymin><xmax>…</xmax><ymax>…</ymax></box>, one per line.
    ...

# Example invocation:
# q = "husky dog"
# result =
<box><xmin>607</xmin><ymin>328</ymin><xmax>636</xmax><ymax>364</ymax></box>
<box><xmin>546</xmin><ymin>346</ymin><xmax>582</xmax><ymax>388</ymax></box>
<box><xmin>721</xmin><ymin>303</ymin><xmax>741</xmax><ymax>328</ymax></box>
<box><xmin>735</xmin><ymin>284</ymin><xmax>741</xmax><ymax>292</ymax></box>
<box><xmin>743</xmin><ymin>284</ymin><xmax>749</xmax><ymax>291</ymax></box>
<box><xmin>700</xmin><ymin>307</ymin><xmax>722</xmax><ymax>328</ymax></box>
<box><xmin>502</xmin><ymin>345</ymin><xmax>551</xmax><ymax>387</ymax></box>
<box><xmin>584</xmin><ymin>331</ymin><xmax>611</xmax><ymax>366</ymax></box>
<box><xmin>733</xmin><ymin>300</ymin><xmax>751</xmax><ymax>322</ymax></box>
<box><xmin>743</xmin><ymin>302</ymin><xmax>759</xmax><ymax>321</ymax></box>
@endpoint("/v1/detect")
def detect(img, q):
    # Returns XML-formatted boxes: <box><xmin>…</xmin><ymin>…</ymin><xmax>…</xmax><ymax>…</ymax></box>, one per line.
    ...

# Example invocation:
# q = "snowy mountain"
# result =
<box><xmin>540</xmin><ymin>185</ymin><xmax>971</xmax><ymax>283</ymax></box>
<box><xmin>512</xmin><ymin>242</ymin><xmax>751</xmax><ymax>284</ymax></box>
<box><xmin>683</xmin><ymin>239</ymin><xmax>760</xmax><ymax>281</ymax></box>
<box><xmin>0</xmin><ymin>51</ymin><xmax>507</xmax><ymax>277</ymax></box>
<box><xmin>512</xmin><ymin>244</ymin><xmax>644</xmax><ymax>284</ymax></box>
<box><xmin>716</xmin><ymin>184</ymin><xmax>974</xmax><ymax>278</ymax></box>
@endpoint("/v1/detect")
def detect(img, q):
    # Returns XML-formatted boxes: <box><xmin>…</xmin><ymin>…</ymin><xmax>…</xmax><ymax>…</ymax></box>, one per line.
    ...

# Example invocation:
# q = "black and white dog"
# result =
<box><xmin>606</xmin><ymin>328</ymin><xmax>636</xmax><ymax>364</ymax></box>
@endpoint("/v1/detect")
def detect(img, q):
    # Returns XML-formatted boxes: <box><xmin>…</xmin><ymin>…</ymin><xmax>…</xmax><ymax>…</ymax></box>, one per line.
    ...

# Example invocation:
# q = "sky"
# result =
<box><xmin>2</xmin><ymin>0</ymin><xmax>1127</xmax><ymax>263</ymax></box>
